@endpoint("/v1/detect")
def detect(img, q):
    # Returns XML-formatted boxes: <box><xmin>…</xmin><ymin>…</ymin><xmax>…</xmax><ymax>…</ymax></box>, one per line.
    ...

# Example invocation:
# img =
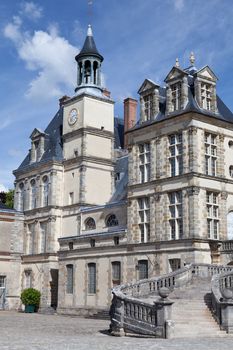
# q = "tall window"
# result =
<box><xmin>24</xmin><ymin>270</ymin><xmax>32</xmax><ymax>289</ymax></box>
<box><xmin>144</xmin><ymin>94</ymin><xmax>153</xmax><ymax>120</ymax></box>
<box><xmin>69</xmin><ymin>192</ymin><xmax>74</xmax><ymax>205</ymax></box>
<box><xmin>206</xmin><ymin>192</ymin><xmax>219</xmax><ymax>239</ymax></box>
<box><xmin>138</xmin><ymin>260</ymin><xmax>148</xmax><ymax>280</ymax></box>
<box><xmin>40</xmin><ymin>222</ymin><xmax>47</xmax><ymax>253</ymax></box>
<box><xmin>0</xmin><ymin>276</ymin><xmax>6</xmax><ymax>288</ymax></box>
<box><xmin>88</xmin><ymin>263</ymin><xmax>96</xmax><ymax>294</ymax></box>
<box><xmin>171</xmin><ymin>82</ymin><xmax>181</xmax><ymax>111</ymax></box>
<box><xmin>112</xmin><ymin>261</ymin><xmax>121</xmax><ymax>287</ymax></box>
<box><xmin>169</xmin><ymin>134</ymin><xmax>183</xmax><ymax>176</ymax></box>
<box><xmin>138</xmin><ymin>197</ymin><xmax>150</xmax><ymax>243</ymax></box>
<box><xmin>66</xmin><ymin>265</ymin><xmax>73</xmax><ymax>294</ymax></box>
<box><xmin>201</xmin><ymin>83</ymin><xmax>211</xmax><ymax>110</ymax></box>
<box><xmin>85</xmin><ymin>218</ymin><xmax>96</xmax><ymax>230</ymax></box>
<box><xmin>18</xmin><ymin>183</ymin><xmax>25</xmax><ymax>211</ymax></box>
<box><xmin>28</xmin><ymin>223</ymin><xmax>35</xmax><ymax>254</ymax></box>
<box><xmin>30</xmin><ymin>179</ymin><xmax>36</xmax><ymax>209</ymax></box>
<box><xmin>169</xmin><ymin>191</ymin><xmax>183</xmax><ymax>240</ymax></box>
<box><xmin>139</xmin><ymin>143</ymin><xmax>150</xmax><ymax>183</ymax></box>
<box><xmin>205</xmin><ymin>133</ymin><xmax>217</xmax><ymax>176</ymax></box>
<box><xmin>42</xmin><ymin>176</ymin><xmax>49</xmax><ymax>206</ymax></box>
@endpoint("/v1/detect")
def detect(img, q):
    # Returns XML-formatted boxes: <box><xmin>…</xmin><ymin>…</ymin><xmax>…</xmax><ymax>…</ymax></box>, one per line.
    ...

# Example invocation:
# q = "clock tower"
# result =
<box><xmin>62</xmin><ymin>25</ymin><xmax>115</xmax><ymax>220</ymax></box>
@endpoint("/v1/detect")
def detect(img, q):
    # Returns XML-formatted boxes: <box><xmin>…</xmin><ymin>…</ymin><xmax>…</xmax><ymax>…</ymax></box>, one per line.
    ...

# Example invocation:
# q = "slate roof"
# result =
<box><xmin>75</xmin><ymin>26</ymin><xmax>103</xmax><ymax>62</ymax></box>
<box><xmin>131</xmin><ymin>66</ymin><xmax>233</xmax><ymax>131</ymax></box>
<box><xmin>110</xmin><ymin>155</ymin><xmax>128</xmax><ymax>202</ymax></box>
<box><xmin>114</xmin><ymin>117</ymin><xmax>124</xmax><ymax>149</ymax></box>
<box><xmin>15</xmin><ymin>109</ymin><xmax>63</xmax><ymax>172</ymax></box>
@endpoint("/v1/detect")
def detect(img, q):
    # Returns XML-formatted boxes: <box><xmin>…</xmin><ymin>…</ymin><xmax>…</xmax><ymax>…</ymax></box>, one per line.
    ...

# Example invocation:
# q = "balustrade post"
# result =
<box><xmin>110</xmin><ymin>295</ymin><xmax>125</xmax><ymax>336</ymax></box>
<box><xmin>154</xmin><ymin>288</ymin><xmax>174</xmax><ymax>338</ymax></box>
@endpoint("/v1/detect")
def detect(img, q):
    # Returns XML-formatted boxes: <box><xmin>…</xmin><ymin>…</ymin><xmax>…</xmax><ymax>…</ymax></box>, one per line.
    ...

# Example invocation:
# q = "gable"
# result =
<box><xmin>138</xmin><ymin>79</ymin><xmax>159</xmax><ymax>94</ymax></box>
<box><xmin>196</xmin><ymin>66</ymin><xmax>218</xmax><ymax>82</ymax></box>
<box><xmin>164</xmin><ymin>66</ymin><xmax>188</xmax><ymax>83</ymax></box>
<box><xmin>30</xmin><ymin>128</ymin><xmax>46</xmax><ymax>140</ymax></box>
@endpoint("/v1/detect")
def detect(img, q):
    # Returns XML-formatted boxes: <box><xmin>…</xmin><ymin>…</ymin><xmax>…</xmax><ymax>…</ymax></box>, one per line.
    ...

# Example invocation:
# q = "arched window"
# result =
<box><xmin>18</xmin><ymin>182</ymin><xmax>24</xmax><ymax>211</ymax></box>
<box><xmin>93</xmin><ymin>61</ymin><xmax>98</xmax><ymax>84</ymax></box>
<box><xmin>84</xmin><ymin>60</ymin><xmax>91</xmax><ymax>84</ymax></box>
<box><xmin>229</xmin><ymin>166</ymin><xmax>233</xmax><ymax>178</ymax></box>
<box><xmin>106</xmin><ymin>214</ymin><xmax>118</xmax><ymax>227</ymax></box>
<box><xmin>30</xmin><ymin>179</ymin><xmax>36</xmax><ymax>209</ymax></box>
<box><xmin>227</xmin><ymin>212</ymin><xmax>233</xmax><ymax>240</ymax></box>
<box><xmin>85</xmin><ymin>217</ymin><xmax>96</xmax><ymax>230</ymax></box>
<box><xmin>42</xmin><ymin>175</ymin><xmax>49</xmax><ymax>206</ymax></box>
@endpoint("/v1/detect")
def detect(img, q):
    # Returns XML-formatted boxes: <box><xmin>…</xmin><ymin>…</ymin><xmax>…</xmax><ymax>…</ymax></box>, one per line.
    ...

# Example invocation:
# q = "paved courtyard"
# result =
<box><xmin>0</xmin><ymin>311</ymin><xmax>233</xmax><ymax>350</ymax></box>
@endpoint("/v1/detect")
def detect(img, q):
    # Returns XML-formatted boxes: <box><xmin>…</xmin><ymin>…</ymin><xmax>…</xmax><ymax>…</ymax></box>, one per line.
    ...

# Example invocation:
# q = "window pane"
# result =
<box><xmin>66</xmin><ymin>265</ymin><xmax>73</xmax><ymax>294</ymax></box>
<box><xmin>88</xmin><ymin>263</ymin><xmax>96</xmax><ymax>294</ymax></box>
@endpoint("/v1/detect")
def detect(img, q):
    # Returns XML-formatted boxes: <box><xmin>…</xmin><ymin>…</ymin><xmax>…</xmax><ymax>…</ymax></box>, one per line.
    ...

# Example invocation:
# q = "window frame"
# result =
<box><xmin>138</xmin><ymin>197</ymin><xmax>150</xmax><ymax>243</ymax></box>
<box><xmin>66</xmin><ymin>264</ymin><xmax>74</xmax><ymax>294</ymax></box>
<box><xmin>88</xmin><ymin>263</ymin><xmax>96</xmax><ymax>294</ymax></box>
<box><xmin>139</xmin><ymin>143</ymin><xmax>150</xmax><ymax>183</ymax></box>
<box><xmin>169</xmin><ymin>133</ymin><xmax>183</xmax><ymax>177</ymax></box>
<box><xmin>169</xmin><ymin>191</ymin><xmax>183</xmax><ymax>240</ymax></box>
<box><xmin>205</xmin><ymin>133</ymin><xmax>217</xmax><ymax>176</ymax></box>
<box><xmin>206</xmin><ymin>191</ymin><xmax>219</xmax><ymax>239</ymax></box>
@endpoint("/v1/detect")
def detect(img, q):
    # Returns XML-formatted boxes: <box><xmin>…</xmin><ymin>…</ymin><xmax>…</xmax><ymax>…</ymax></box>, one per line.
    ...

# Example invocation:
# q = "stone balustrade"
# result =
<box><xmin>110</xmin><ymin>263</ymin><xmax>233</xmax><ymax>338</ymax></box>
<box><xmin>221</xmin><ymin>240</ymin><xmax>233</xmax><ymax>251</ymax></box>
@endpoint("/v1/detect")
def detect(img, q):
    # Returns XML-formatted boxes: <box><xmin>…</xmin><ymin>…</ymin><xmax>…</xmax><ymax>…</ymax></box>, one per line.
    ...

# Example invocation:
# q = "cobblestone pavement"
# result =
<box><xmin>1</xmin><ymin>311</ymin><xmax>233</xmax><ymax>350</ymax></box>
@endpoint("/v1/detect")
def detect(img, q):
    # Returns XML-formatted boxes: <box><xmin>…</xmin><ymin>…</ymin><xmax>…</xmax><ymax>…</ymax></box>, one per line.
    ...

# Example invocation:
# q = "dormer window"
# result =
<box><xmin>201</xmin><ymin>83</ymin><xmax>211</xmax><ymax>110</ymax></box>
<box><xmin>171</xmin><ymin>82</ymin><xmax>181</xmax><ymax>111</ymax></box>
<box><xmin>30</xmin><ymin>128</ymin><xmax>46</xmax><ymax>163</ymax></box>
<box><xmin>137</xmin><ymin>79</ymin><xmax>160</xmax><ymax>123</ymax></box>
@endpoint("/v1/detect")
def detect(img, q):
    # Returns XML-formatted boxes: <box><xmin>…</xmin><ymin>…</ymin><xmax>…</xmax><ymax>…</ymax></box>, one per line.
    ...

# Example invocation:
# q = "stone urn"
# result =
<box><xmin>158</xmin><ymin>287</ymin><xmax>170</xmax><ymax>299</ymax></box>
<box><xmin>221</xmin><ymin>288</ymin><xmax>233</xmax><ymax>300</ymax></box>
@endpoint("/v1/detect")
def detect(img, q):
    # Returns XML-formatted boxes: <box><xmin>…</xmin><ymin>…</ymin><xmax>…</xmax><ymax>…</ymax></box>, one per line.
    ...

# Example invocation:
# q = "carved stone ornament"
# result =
<box><xmin>188</xmin><ymin>126</ymin><xmax>198</xmax><ymax>135</ymax></box>
<box><xmin>187</xmin><ymin>186</ymin><xmax>200</xmax><ymax>196</ymax></box>
<box><xmin>154</xmin><ymin>193</ymin><xmax>161</xmax><ymax>202</ymax></box>
<box><xmin>221</xmin><ymin>191</ymin><xmax>228</xmax><ymax>200</ymax></box>
<box><xmin>48</xmin><ymin>216</ymin><xmax>56</xmax><ymax>222</ymax></box>
<box><xmin>219</xmin><ymin>134</ymin><xmax>225</xmax><ymax>142</ymax></box>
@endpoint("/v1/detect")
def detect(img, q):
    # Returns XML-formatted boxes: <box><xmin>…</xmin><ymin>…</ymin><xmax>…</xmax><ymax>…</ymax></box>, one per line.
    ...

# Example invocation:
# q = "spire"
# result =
<box><xmin>87</xmin><ymin>24</ymin><xmax>93</xmax><ymax>36</ymax></box>
<box><xmin>75</xmin><ymin>25</ymin><xmax>103</xmax><ymax>62</ymax></box>
<box><xmin>190</xmin><ymin>52</ymin><xmax>195</xmax><ymax>66</ymax></box>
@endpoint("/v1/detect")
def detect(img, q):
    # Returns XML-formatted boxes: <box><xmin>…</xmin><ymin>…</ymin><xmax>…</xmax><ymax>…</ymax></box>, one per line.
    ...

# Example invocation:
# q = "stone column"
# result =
<box><xmin>24</xmin><ymin>179</ymin><xmax>29</xmax><ymax>210</ymax></box>
<box><xmin>163</xmin><ymin>193</ymin><xmax>170</xmax><ymax>241</ymax></box>
<box><xmin>90</xmin><ymin>60</ymin><xmax>94</xmax><ymax>84</ymax></box>
<box><xmin>50</xmin><ymin>170</ymin><xmax>57</xmax><ymax>206</ymax></box>
<box><xmin>217</xmin><ymin>134</ymin><xmax>225</xmax><ymax>178</ymax></box>
<box><xmin>211</xmin><ymin>84</ymin><xmax>217</xmax><ymax>113</ymax></box>
<box><xmin>188</xmin><ymin>126</ymin><xmax>198</xmax><ymax>172</ymax></box>
<box><xmin>153</xmin><ymin>89</ymin><xmax>160</xmax><ymax>115</ymax></box>
<box><xmin>127</xmin><ymin>146</ymin><xmax>134</xmax><ymax>186</ymax></box>
<box><xmin>140</xmin><ymin>96</ymin><xmax>145</xmax><ymax>122</ymax></box>
<box><xmin>165</xmin><ymin>86</ymin><xmax>172</xmax><ymax>114</ymax></box>
<box><xmin>181</xmin><ymin>76</ymin><xmax>188</xmax><ymax>109</ymax></box>
<box><xmin>187</xmin><ymin>187</ymin><xmax>200</xmax><ymax>239</ymax></box>
<box><xmin>154</xmin><ymin>294</ymin><xmax>174</xmax><ymax>338</ymax></box>
<box><xmin>154</xmin><ymin>192</ymin><xmax>162</xmax><ymax>241</ymax></box>
<box><xmin>79</xmin><ymin>166</ymin><xmax>86</xmax><ymax>204</ymax></box>
<box><xmin>219</xmin><ymin>191</ymin><xmax>228</xmax><ymax>241</ymax></box>
<box><xmin>30</xmin><ymin>143</ymin><xmax>35</xmax><ymax>163</ymax></box>
<box><xmin>150</xmin><ymin>140</ymin><xmax>156</xmax><ymax>181</ymax></box>
<box><xmin>182</xmin><ymin>130</ymin><xmax>189</xmax><ymax>174</ymax></box>
<box><xmin>155</xmin><ymin>137</ymin><xmax>161</xmax><ymax>179</ymax></box>
<box><xmin>110</xmin><ymin>296</ymin><xmax>125</xmax><ymax>336</ymax></box>
<box><xmin>77</xmin><ymin>63</ymin><xmax>80</xmax><ymax>86</ymax></box>
<box><xmin>194</xmin><ymin>78</ymin><xmax>201</xmax><ymax>107</ymax></box>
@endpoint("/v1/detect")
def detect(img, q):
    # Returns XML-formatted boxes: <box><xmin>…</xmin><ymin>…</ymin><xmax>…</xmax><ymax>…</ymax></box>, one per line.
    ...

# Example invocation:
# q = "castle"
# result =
<box><xmin>1</xmin><ymin>25</ymin><xmax>233</xmax><ymax>314</ymax></box>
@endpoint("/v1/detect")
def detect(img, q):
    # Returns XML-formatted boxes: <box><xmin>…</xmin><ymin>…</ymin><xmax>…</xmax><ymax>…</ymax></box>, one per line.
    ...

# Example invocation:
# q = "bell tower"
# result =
<box><xmin>75</xmin><ymin>25</ymin><xmax>103</xmax><ymax>92</ymax></box>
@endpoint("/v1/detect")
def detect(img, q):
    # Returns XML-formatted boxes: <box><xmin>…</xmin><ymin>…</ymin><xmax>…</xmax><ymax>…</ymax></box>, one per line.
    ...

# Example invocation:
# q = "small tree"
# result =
<box><xmin>21</xmin><ymin>288</ymin><xmax>41</xmax><ymax>307</ymax></box>
<box><xmin>5</xmin><ymin>189</ymin><xmax>14</xmax><ymax>209</ymax></box>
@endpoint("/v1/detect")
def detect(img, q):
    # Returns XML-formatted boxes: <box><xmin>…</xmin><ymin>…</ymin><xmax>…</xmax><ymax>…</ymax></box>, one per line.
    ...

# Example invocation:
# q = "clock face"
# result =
<box><xmin>68</xmin><ymin>108</ymin><xmax>78</xmax><ymax>125</ymax></box>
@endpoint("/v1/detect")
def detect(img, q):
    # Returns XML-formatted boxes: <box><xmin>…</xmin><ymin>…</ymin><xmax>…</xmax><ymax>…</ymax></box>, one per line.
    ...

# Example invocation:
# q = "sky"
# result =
<box><xmin>0</xmin><ymin>0</ymin><xmax>233</xmax><ymax>190</ymax></box>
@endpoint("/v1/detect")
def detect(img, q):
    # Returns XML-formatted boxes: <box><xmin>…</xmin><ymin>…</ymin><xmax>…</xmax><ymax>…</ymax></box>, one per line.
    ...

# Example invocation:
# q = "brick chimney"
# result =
<box><xmin>124</xmin><ymin>98</ymin><xmax>137</xmax><ymax>148</ymax></box>
<box><xmin>59</xmin><ymin>95</ymin><xmax>70</xmax><ymax>107</ymax></box>
<box><xmin>103</xmin><ymin>88</ymin><xmax>111</xmax><ymax>98</ymax></box>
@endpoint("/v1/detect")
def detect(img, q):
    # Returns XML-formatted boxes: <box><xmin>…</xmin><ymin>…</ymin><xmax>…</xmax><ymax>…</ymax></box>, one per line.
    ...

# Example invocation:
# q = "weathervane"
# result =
<box><xmin>88</xmin><ymin>0</ymin><xmax>93</xmax><ymax>22</ymax></box>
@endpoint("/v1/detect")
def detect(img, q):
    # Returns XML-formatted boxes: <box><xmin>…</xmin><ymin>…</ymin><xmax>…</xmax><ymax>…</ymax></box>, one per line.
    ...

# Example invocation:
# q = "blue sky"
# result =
<box><xmin>0</xmin><ymin>0</ymin><xmax>233</xmax><ymax>190</ymax></box>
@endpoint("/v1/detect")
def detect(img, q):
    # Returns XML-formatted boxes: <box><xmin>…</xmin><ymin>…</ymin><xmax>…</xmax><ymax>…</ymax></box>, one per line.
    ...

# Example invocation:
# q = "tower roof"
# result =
<box><xmin>75</xmin><ymin>25</ymin><xmax>103</xmax><ymax>62</ymax></box>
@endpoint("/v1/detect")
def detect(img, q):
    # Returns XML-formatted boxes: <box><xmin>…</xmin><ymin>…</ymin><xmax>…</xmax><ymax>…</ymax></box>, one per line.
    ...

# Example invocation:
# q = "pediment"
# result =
<box><xmin>30</xmin><ymin>128</ymin><xmax>46</xmax><ymax>140</ymax></box>
<box><xmin>195</xmin><ymin>65</ymin><xmax>218</xmax><ymax>82</ymax></box>
<box><xmin>164</xmin><ymin>66</ymin><xmax>188</xmax><ymax>83</ymax></box>
<box><xmin>138</xmin><ymin>79</ymin><xmax>159</xmax><ymax>94</ymax></box>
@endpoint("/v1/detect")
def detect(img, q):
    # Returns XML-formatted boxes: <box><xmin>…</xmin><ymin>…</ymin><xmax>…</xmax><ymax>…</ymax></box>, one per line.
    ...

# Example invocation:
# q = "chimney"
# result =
<box><xmin>124</xmin><ymin>97</ymin><xmax>137</xmax><ymax>148</ymax></box>
<box><xmin>59</xmin><ymin>95</ymin><xmax>70</xmax><ymax>107</ymax></box>
<box><xmin>103</xmin><ymin>88</ymin><xmax>111</xmax><ymax>98</ymax></box>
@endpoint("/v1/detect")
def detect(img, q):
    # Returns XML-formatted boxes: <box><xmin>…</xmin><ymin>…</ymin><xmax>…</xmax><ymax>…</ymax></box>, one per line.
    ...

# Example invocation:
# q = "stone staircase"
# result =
<box><xmin>170</xmin><ymin>277</ymin><xmax>226</xmax><ymax>338</ymax></box>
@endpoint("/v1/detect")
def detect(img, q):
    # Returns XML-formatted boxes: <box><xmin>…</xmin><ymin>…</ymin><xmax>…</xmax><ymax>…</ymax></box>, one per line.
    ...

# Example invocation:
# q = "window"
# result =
<box><xmin>66</xmin><ymin>265</ymin><xmax>73</xmax><ymax>294</ymax></box>
<box><xmin>88</xmin><ymin>263</ymin><xmax>96</xmax><ymax>294</ymax></box>
<box><xmin>169</xmin><ymin>259</ymin><xmax>181</xmax><ymax>272</ymax></box>
<box><xmin>206</xmin><ymin>192</ymin><xmax>219</xmax><ymax>239</ymax></box>
<box><xmin>114</xmin><ymin>236</ymin><xmax>119</xmax><ymax>246</ymax></box>
<box><xmin>106</xmin><ymin>214</ymin><xmax>118</xmax><ymax>227</ymax></box>
<box><xmin>144</xmin><ymin>94</ymin><xmax>153</xmax><ymax>120</ymax></box>
<box><xmin>69</xmin><ymin>242</ymin><xmax>74</xmax><ymax>250</ymax></box>
<box><xmin>18</xmin><ymin>183</ymin><xmax>25</xmax><ymax>211</ymax></box>
<box><xmin>90</xmin><ymin>239</ymin><xmax>95</xmax><ymax>248</ymax></box>
<box><xmin>69</xmin><ymin>192</ymin><xmax>74</xmax><ymax>205</ymax></box>
<box><xmin>30</xmin><ymin>179</ymin><xmax>36</xmax><ymax>209</ymax></box>
<box><xmin>138</xmin><ymin>198</ymin><xmax>150</xmax><ymax>243</ymax></box>
<box><xmin>139</xmin><ymin>143</ymin><xmax>150</xmax><ymax>183</ymax></box>
<box><xmin>169</xmin><ymin>134</ymin><xmax>183</xmax><ymax>176</ymax></box>
<box><xmin>0</xmin><ymin>276</ymin><xmax>6</xmax><ymax>288</ymax></box>
<box><xmin>205</xmin><ymin>133</ymin><xmax>217</xmax><ymax>176</ymax></box>
<box><xmin>169</xmin><ymin>191</ymin><xmax>183</xmax><ymax>240</ymax></box>
<box><xmin>42</xmin><ymin>176</ymin><xmax>49</xmax><ymax>206</ymax></box>
<box><xmin>112</xmin><ymin>261</ymin><xmax>121</xmax><ymax>286</ymax></box>
<box><xmin>171</xmin><ymin>82</ymin><xmax>181</xmax><ymax>111</ymax></box>
<box><xmin>34</xmin><ymin>141</ymin><xmax>39</xmax><ymax>162</ymax></box>
<box><xmin>138</xmin><ymin>260</ymin><xmax>148</xmax><ymax>280</ymax></box>
<box><xmin>28</xmin><ymin>224</ymin><xmax>35</xmax><ymax>254</ymax></box>
<box><xmin>40</xmin><ymin>222</ymin><xmax>47</xmax><ymax>253</ymax></box>
<box><xmin>229</xmin><ymin>166</ymin><xmax>233</xmax><ymax>178</ymax></box>
<box><xmin>84</xmin><ymin>218</ymin><xmax>96</xmax><ymax>230</ymax></box>
<box><xmin>201</xmin><ymin>83</ymin><xmax>211</xmax><ymax>110</ymax></box>
<box><xmin>24</xmin><ymin>270</ymin><xmax>32</xmax><ymax>289</ymax></box>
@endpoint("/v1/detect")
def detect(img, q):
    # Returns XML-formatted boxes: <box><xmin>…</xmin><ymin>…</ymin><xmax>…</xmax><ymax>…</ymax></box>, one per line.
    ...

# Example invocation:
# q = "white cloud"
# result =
<box><xmin>0</xmin><ymin>184</ymin><xmax>8</xmax><ymax>192</ymax></box>
<box><xmin>3</xmin><ymin>18</ymin><xmax>78</xmax><ymax>101</ymax></box>
<box><xmin>20</xmin><ymin>1</ymin><xmax>43</xmax><ymax>20</ymax></box>
<box><xmin>174</xmin><ymin>0</ymin><xmax>185</xmax><ymax>11</ymax></box>
<box><xmin>0</xmin><ymin>119</ymin><xmax>12</xmax><ymax>131</ymax></box>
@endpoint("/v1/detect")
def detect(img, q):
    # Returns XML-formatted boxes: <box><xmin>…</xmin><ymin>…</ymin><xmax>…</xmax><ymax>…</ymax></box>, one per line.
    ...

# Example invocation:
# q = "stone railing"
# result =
<box><xmin>110</xmin><ymin>263</ymin><xmax>233</xmax><ymax>338</ymax></box>
<box><xmin>222</xmin><ymin>240</ymin><xmax>233</xmax><ymax>252</ymax></box>
<box><xmin>211</xmin><ymin>270</ymin><xmax>233</xmax><ymax>333</ymax></box>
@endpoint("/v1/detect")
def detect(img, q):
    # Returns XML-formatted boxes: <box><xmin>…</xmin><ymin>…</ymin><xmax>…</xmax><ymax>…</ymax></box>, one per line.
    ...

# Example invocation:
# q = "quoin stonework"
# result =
<box><xmin>1</xmin><ymin>25</ymin><xmax>233</xmax><ymax>332</ymax></box>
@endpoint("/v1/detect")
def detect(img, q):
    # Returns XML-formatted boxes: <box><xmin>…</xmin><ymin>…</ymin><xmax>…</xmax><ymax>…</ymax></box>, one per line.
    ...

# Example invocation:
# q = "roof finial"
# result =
<box><xmin>190</xmin><ymin>51</ymin><xmax>195</xmax><ymax>66</ymax></box>
<box><xmin>87</xmin><ymin>24</ymin><xmax>93</xmax><ymax>36</ymax></box>
<box><xmin>175</xmin><ymin>58</ymin><xmax>180</xmax><ymax>68</ymax></box>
